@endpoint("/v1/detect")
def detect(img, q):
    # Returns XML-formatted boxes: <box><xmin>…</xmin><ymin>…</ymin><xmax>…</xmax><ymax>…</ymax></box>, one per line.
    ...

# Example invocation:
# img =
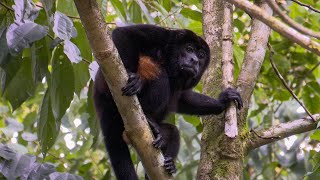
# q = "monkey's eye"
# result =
<box><xmin>198</xmin><ymin>50</ymin><xmax>205</xmax><ymax>59</ymax></box>
<box><xmin>186</xmin><ymin>45</ymin><xmax>194</xmax><ymax>53</ymax></box>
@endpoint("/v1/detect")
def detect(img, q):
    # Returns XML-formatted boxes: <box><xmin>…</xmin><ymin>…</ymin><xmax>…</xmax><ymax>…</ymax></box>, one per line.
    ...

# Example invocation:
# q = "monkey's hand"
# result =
<box><xmin>122</xmin><ymin>72</ymin><xmax>143</xmax><ymax>96</ymax></box>
<box><xmin>219</xmin><ymin>88</ymin><xmax>243</xmax><ymax>109</ymax></box>
<box><xmin>164</xmin><ymin>156</ymin><xmax>177</xmax><ymax>174</ymax></box>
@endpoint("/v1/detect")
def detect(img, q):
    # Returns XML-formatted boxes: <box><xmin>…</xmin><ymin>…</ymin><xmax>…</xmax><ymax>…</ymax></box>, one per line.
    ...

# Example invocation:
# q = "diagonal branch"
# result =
<box><xmin>268</xmin><ymin>44</ymin><xmax>316</xmax><ymax>121</ymax></box>
<box><xmin>226</xmin><ymin>0</ymin><xmax>320</xmax><ymax>56</ymax></box>
<box><xmin>236</xmin><ymin>0</ymin><xmax>272</xmax><ymax>113</ymax></box>
<box><xmin>73</xmin><ymin>0</ymin><xmax>172</xmax><ymax>179</ymax></box>
<box><xmin>247</xmin><ymin>114</ymin><xmax>320</xmax><ymax>151</ymax></box>
<box><xmin>266</xmin><ymin>0</ymin><xmax>320</xmax><ymax>39</ymax></box>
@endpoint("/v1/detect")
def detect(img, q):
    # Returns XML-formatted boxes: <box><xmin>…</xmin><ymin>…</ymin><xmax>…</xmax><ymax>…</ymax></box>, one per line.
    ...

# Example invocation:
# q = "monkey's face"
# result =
<box><xmin>165</xmin><ymin>31</ymin><xmax>210</xmax><ymax>88</ymax></box>
<box><xmin>177</xmin><ymin>43</ymin><xmax>208</xmax><ymax>78</ymax></box>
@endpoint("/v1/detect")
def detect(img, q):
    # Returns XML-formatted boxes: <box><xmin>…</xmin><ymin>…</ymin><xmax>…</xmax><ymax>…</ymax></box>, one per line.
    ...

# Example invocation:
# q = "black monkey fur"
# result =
<box><xmin>93</xmin><ymin>24</ymin><xmax>243</xmax><ymax>179</ymax></box>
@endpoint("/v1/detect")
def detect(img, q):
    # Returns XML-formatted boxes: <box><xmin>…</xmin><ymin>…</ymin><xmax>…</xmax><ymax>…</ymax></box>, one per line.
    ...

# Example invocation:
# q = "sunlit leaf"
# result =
<box><xmin>53</xmin><ymin>12</ymin><xmax>77</xmax><ymax>40</ymax></box>
<box><xmin>6</xmin><ymin>22</ymin><xmax>48</xmax><ymax>55</ymax></box>
<box><xmin>63</xmin><ymin>40</ymin><xmax>82</xmax><ymax>63</ymax></box>
<box><xmin>12</xmin><ymin>0</ymin><xmax>40</xmax><ymax>23</ymax></box>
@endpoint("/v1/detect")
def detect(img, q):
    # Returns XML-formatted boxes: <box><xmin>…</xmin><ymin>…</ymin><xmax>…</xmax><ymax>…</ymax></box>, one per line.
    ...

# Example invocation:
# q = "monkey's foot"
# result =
<box><xmin>122</xmin><ymin>72</ymin><xmax>143</xmax><ymax>96</ymax></box>
<box><xmin>152</xmin><ymin>134</ymin><xmax>164</xmax><ymax>149</ymax></box>
<box><xmin>164</xmin><ymin>156</ymin><xmax>177</xmax><ymax>174</ymax></box>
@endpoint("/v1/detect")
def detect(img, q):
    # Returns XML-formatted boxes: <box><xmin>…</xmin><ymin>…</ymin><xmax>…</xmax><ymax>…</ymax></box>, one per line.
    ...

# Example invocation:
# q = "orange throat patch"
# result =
<box><xmin>137</xmin><ymin>55</ymin><xmax>161</xmax><ymax>80</ymax></box>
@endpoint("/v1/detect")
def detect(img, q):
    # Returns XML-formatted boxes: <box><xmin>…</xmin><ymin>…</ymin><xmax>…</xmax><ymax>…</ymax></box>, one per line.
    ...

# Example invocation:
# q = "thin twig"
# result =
<box><xmin>0</xmin><ymin>1</ymin><xmax>13</xmax><ymax>11</ymax></box>
<box><xmin>156</xmin><ymin>7</ymin><xmax>182</xmax><ymax>25</ymax></box>
<box><xmin>306</xmin><ymin>61</ymin><xmax>320</xmax><ymax>76</ymax></box>
<box><xmin>267</xmin><ymin>0</ymin><xmax>320</xmax><ymax>39</ymax></box>
<box><xmin>82</xmin><ymin>57</ymin><xmax>91</xmax><ymax>64</ymax></box>
<box><xmin>290</xmin><ymin>0</ymin><xmax>320</xmax><ymax>14</ymax></box>
<box><xmin>250</xmin><ymin>129</ymin><xmax>281</xmax><ymax>139</ymax></box>
<box><xmin>268</xmin><ymin>43</ymin><xmax>316</xmax><ymax>122</ymax></box>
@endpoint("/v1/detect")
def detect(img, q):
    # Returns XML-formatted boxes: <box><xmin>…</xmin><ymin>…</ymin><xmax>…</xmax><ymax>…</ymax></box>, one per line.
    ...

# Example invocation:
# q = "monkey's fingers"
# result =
<box><xmin>152</xmin><ymin>135</ymin><xmax>164</xmax><ymax>149</ymax></box>
<box><xmin>122</xmin><ymin>75</ymin><xmax>142</xmax><ymax>96</ymax></box>
<box><xmin>229</xmin><ymin>95</ymin><xmax>243</xmax><ymax>110</ymax></box>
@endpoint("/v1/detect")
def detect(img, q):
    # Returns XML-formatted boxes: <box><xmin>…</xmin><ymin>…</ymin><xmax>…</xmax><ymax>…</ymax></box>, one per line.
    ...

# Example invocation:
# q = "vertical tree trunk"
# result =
<box><xmin>197</xmin><ymin>0</ymin><xmax>244</xmax><ymax>179</ymax></box>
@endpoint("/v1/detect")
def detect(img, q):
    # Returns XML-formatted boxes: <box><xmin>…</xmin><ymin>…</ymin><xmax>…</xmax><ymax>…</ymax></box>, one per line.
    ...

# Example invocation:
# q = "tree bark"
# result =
<box><xmin>197</xmin><ymin>1</ymin><xmax>243</xmax><ymax>179</ymax></box>
<box><xmin>226</xmin><ymin>0</ymin><xmax>320</xmax><ymax>56</ymax></box>
<box><xmin>198</xmin><ymin>1</ymin><xmax>273</xmax><ymax>179</ymax></box>
<box><xmin>248</xmin><ymin>114</ymin><xmax>320</xmax><ymax>150</ymax></box>
<box><xmin>73</xmin><ymin>0</ymin><xmax>172</xmax><ymax>179</ymax></box>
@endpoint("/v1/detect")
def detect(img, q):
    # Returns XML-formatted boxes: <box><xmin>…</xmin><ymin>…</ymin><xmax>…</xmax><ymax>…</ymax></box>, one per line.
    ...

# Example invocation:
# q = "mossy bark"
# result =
<box><xmin>197</xmin><ymin>0</ymin><xmax>244</xmax><ymax>179</ymax></box>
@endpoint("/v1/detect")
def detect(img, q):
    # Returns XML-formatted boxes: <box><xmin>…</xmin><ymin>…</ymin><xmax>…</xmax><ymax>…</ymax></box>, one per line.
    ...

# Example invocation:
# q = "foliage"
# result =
<box><xmin>0</xmin><ymin>143</ymin><xmax>82</xmax><ymax>180</ymax></box>
<box><xmin>0</xmin><ymin>0</ymin><xmax>319</xmax><ymax>179</ymax></box>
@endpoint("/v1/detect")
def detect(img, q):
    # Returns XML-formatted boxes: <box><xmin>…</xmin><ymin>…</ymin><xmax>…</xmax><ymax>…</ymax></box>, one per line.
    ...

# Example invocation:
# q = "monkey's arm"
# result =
<box><xmin>177</xmin><ymin>88</ymin><xmax>243</xmax><ymax>115</ymax></box>
<box><xmin>112</xmin><ymin>25</ymin><xmax>170</xmax><ymax>96</ymax></box>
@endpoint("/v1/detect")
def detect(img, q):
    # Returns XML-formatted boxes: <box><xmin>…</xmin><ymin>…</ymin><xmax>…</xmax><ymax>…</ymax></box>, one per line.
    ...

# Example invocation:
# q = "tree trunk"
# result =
<box><xmin>197</xmin><ymin>1</ymin><xmax>244</xmax><ymax>179</ymax></box>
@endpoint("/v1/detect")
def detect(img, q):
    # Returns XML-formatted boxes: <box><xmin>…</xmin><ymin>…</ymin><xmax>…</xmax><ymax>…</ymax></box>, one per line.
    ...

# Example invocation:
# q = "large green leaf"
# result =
<box><xmin>0</xmin><ymin>27</ymin><xmax>9</xmax><ymax>67</ymax></box>
<box><xmin>38</xmin><ymin>89</ymin><xmax>59</xmax><ymax>156</ymax></box>
<box><xmin>56</xmin><ymin>0</ymin><xmax>79</xmax><ymax>17</ymax></box>
<box><xmin>50</xmin><ymin>47</ymin><xmax>75</xmax><ymax>121</ymax></box>
<box><xmin>3</xmin><ymin>57</ymin><xmax>35</xmax><ymax>110</ymax></box>
<box><xmin>0</xmin><ymin>55</ymin><xmax>21</xmax><ymax>95</ymax></box>
<box><xmin>180</xmin><ymin>8</ymin><xmax>202</xmax><ymax>22</ymax></box>
<box><xmin>31</xmin><ymin>37</ymin><xmax>50</xmax><ymax>85</ymax></box>
<box><xmin>109</xmin><ymin>0</ymin><xmax>127</xmax><ymax>21</ymax></box>
<box><xmin>302</xmin><ymin>82</ymin><xmax>320</xmax><ymax>114</ymax></box>
<box><xmin>129</xmin><ymin>1</ymin><xmax>142</xmax><ymax>23</ymax></box>
<box><xmin>72</xmin><ymin>22</ymin><xmax>90</xmax><ymax>96</ymax></box>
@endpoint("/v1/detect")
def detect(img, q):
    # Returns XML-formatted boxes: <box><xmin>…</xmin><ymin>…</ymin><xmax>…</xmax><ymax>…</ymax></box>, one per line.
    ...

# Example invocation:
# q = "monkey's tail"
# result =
<box><xmin>103</xmin><ymin>122</ymin><xmax>138</xmax><ymax>180</ymax></box>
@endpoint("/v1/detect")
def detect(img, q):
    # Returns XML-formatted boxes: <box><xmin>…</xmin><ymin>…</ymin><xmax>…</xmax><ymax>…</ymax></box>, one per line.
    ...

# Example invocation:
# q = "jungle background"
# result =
<box><xmin>0</xmin><ymin>0</ymin><xmax>320</xmax><ymax>179</ymax></box>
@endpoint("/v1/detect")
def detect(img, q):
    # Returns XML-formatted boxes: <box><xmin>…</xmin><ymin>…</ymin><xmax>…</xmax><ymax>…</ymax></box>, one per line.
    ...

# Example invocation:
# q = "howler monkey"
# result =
<box><xmin>93</xmin><ymin>24</ymin><xmax>243</xmax><ymax>179</ymax></box>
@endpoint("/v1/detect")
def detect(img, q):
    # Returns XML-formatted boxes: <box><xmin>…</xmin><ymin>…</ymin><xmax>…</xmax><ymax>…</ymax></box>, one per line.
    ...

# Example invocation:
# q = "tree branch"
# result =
<box><xmin>73</xmin><ymin>0</ymin><xmax>172</xmax><ymax>179</ymax></box>
<box><xmin>268</xmin><ymin>44</ymin><xmax>316</xmax><ymax>121</ymax></box>
<box><xmin>247</xmin><ymin>114</ymin><xmax>320</xmax><ymax>150</ymax></box>
<box><xmin>236</xmin><ymin>0</ymin><xmax>272</xmax><ymax>114</ymax></box>
<box><xmin>266</xmin><ymin>0</ymin><xmax>320</xmax><ymax>39</ymax></box>
<box><xmin>226</xmin><ymin>0</ymin><xmax>320</xmax><ymax>56</ymax></box>
<box><xmin>290</xmin><ymin>0</ymin><xmax>320</xmax><ymax>14</ymax></box>
<box><xmin>221</xmin><ymin>1</ymin><xmax>238</xmax><ymax>138</ymax></box>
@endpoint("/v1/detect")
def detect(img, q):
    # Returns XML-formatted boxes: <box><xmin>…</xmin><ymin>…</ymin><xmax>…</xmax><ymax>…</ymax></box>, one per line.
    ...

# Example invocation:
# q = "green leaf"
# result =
<box><xmin>109</xmin><ymin>0</ymin><xmax>127</xmax><ymax>21</ymax></box>
<box><xmin>50</xmin><ymin>47</ymin><xmax>75</xmax><ymax>121</ymax></box>
<box><xmin>0</xmin><ymin>27</ymin><xmax>9</xmax><ymax>67</ymax></box>
<box><xmin>38</xmin><ymin>89</ymin><xmax>59</xmax><ymax>156</ymax></box>
<box><xmin>233</xmin><ymin>45</ymin><xmax>244</xmax><ymax>79</ymax></box>
<box><xmin>234</xmin><ymin>19</ymin><xmax>245</xmax><ymax>32</ymax></box>
<box><xmin>187</xmin><ymin>21</ymin><xmax>202</xmax><ymax>35</ymax></box>
<box><xmin>72</xmin><ymin>22</ymin><xmax>92</xmax><ymax>61</ymax></box>
<box><xmin>161</xmin><ymin>0</ymin><xmax>171</xmax><ymax>12</ymax></box>
<box><xmin>56</xmin><ymin>0</ymin><xmax>78</xmax><ymax>17</ymax></box>
<box><xmin>31</xmin><ymin>37</ymin><xmax>50</xmax><ymax>85</ymax></box>
<box><xmin>183</xmin><ymin>115</ymin><xmax>200</xmax><ymax>127</ymax></box>
<box><xmin>310</xmin><ymin>131</ymin><xmax>320</xmax><ymax>141</ymax></box>
<box><xmin>302</xmin><ymin>82</ymin><xmax>320</xmax><ymax>114</ymax></box>
<box><xmin>87</xmin><ymin>80</ymin><xmax>100</xmax><ymax>146</ymax></box>
<box><xmin>3</xmin><ymin>57</ymin><xmax>35</xmax><ymax>110</ymax></box>
<box><xmin>7</xmin><ymin>22</ymin><xmax>49</xmax><ymax>55</ymax></box>
<box><xmin>129</xmin><ymin>1</ymin><xmax>142</xmax><ymax>23</ymax></box>
<box><xmin>180</xmin><ymin>8</ymin><xmax>202</xmax><ymax>22</ymax></box>
<box><xmin>0</xmin><ymin>55</ymin><xmax>21</xmax><ymax>94</ymax></box>
<box><xmin>273</xmin><ymin>88</ymin><xmax>291</xmax><ymax>101</ymax></box>
<box><xmin>72</xmin><ymin>22</ymin><xmax>91</xmax><ymax>95</ymax></box>
<box><xmin>52</xmin><ymin>12</ymin><xmax>76</xmax><ymax>41</ymax></box>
